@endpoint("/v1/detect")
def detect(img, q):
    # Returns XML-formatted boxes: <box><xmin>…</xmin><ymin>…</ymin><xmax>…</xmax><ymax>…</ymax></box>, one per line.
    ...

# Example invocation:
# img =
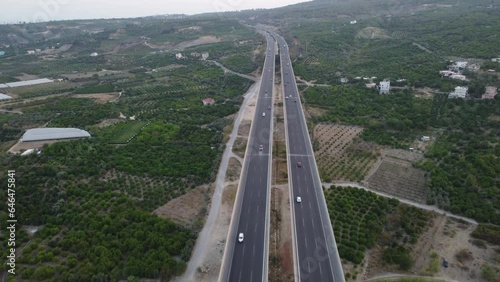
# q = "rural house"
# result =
<box><xmin>202</xmin><ymin>98</ymin><xmax>215</xmax><ymax>106</ymax></box>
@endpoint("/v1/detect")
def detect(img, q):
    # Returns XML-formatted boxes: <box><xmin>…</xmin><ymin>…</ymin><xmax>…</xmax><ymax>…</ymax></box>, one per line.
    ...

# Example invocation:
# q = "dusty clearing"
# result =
<box><xmin>413</xmin><ymin>217</ymin><xmax>496</xmax><ymax>282</ymax></box>
<box><xmin>226</xmin><ymin>157</ymin><xmax>242</xmax><ymax>182</ymax></box>
<box><xmin>306</xmin><ymin>106</ymin><xmax>329</xmax><ymax>117</ymax></box>
<box><xmin>9</xmin><ymin>139</ymin><xmax>73</xmax><ymax>154</ymax></box>
<box><xmin>362</xmin><ymin>216</ymin><xmax>497</xmax><ymax>282</ymax></box>
<box><xmin>174</xmin><ymin>36</ymin><xmax>221</xmax><ymax>50</ymax></box>
<box><xmin>241</xmin><ymin>92</ymin><xmax>258</xmax><ymax>121</ymax></box>
<box><xmin>356</xmin><ymin>27</ymin><xmax>390</xmax><ymax>39</ymax></box>
<box><xmin>153</xmin><ymin>185</ymin><xmax>208</xmax><ymax>229</ymax></box>
<box><xmin>94</xmin><ymin>118</ymin><xmax>124</xmax><ymax>128</ymax></box>
<box><xmin>194</xmin><ymin>182</ymin><xmax>237</xmax><ymax>282</ymax></box>
<box><xmin>237</xmin><ymin>121</ymin><xmax>251</xmax><ymax>137</ymax></box>
<box><xmin>366</xmin><ymin>156</ymin><xmax>427</xmax><ymax>204</ymax></box>
<box><xmin>72</xmin><ymin>92</ymin><xmax>120</xmax><ymax>103</ymax></box>
<box><xmin>314</xmin><ymin>123</ymin><xmax>379</xmax><ymax>182</ymax></box>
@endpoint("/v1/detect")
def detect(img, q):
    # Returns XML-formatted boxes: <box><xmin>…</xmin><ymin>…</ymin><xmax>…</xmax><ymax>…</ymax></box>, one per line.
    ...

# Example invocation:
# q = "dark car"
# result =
<box><xmin>297</xmin><ymin>162</ymin><xmax>302</xmax><ymax>168</ymax></box>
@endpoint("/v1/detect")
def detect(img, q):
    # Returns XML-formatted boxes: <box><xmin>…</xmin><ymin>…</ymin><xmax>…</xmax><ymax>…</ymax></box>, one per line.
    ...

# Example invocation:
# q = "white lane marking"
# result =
<box><xmin>255</xmin><ymin>224</ymin><xmax>258</xmax><ymax>233</ymax></box>
<box><xmin>250</xmin><ymin>189</ymin><xmax>253</xmax><ymax>197</ymax></box>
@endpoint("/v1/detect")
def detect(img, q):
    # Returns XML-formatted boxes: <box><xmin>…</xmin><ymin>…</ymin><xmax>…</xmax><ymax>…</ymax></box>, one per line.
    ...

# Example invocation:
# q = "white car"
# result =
<box><xmin>296</xmin><ymin>197</ymin><xmax>302</xmax><ymax>203</ymax></box>
<box><xmin>259</xmin><ymin>145</ymin><xmax>263</xmax><ymax>151</ymax></box>
<box><xmin>262</xmin><ymin>112</ymin><xmax>266</xmax><ymax>117</ymax></box>
<box><xmin>238</xmin><ymin>233</ymin><xmax>244</xmax><ymax>242</ymax></box>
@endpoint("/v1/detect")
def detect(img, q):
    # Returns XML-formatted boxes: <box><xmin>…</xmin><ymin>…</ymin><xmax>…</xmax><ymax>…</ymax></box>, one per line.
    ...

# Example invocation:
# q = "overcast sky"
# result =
<box><xmin>0</xmin><ymin>0</ymin><xmax>308</xmax><ymax>23</ymax></box>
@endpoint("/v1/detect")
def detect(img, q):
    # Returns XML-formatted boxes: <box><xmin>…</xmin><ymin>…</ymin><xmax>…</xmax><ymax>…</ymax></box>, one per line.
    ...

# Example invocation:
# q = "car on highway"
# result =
<box><xmin>296</xmin><ymin>196</ymin><xmax>302</xmax><ymax>203</ymax></box>
<box><xmin>285</xmin><ymin>96</ymin><xmax>289</xmax><ymax>99</ymax></box>
<box><xmin>268</xmin><ymin>105</ymin><xmax>271</xmax><ymax>109</ymax></box>
<box><xmin>294</xmin><ymin>100</ymin><xmax>297</xmax><ymax>103</ymax></box>
<box><xmin>297</xmin><ymin>162</ymin><xmax>303</xmax><ymax>168</ymax></box>
<box><xmin>262</xmin><ymin>112</ymin><xmax>266</xmax><ymax>117</ymax></box>
<box><xmin>259</xmin><ymin>145</ymin><xmax>263</xmax><ymax>151</ymax></box>
<box><xmin>238</xmin><ymin>233</ymin><xmax>244</xmax><ymax>242</ymax></box>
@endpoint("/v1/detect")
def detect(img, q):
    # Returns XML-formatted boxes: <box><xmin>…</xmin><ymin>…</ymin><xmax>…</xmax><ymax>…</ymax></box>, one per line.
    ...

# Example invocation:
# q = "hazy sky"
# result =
<box><xmin>0</xmin><ymin>0</ymin><xmax>307</xmax><ymax>23</ymax></box>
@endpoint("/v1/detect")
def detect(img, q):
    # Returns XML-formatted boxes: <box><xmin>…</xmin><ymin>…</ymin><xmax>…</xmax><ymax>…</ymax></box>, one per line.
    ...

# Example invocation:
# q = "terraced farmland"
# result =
<box><xmin>314</xmin><ymin>123</ymin><xmax>379</xmax><ymax>182</ymax></box>
<box><xmin>367</xmin><ymin>157</ymin><xmax>428</xmax><ymax>204</ymax></box>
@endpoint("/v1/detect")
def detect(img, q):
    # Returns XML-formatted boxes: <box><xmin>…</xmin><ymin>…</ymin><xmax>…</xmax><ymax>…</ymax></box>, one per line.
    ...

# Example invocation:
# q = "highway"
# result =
<box><xmin>271</xmin><ymin>31</ymin><xmax>346</xmax><ymax>282</ymax></box>
<box><xmin>219</xmin><ymin>32</ymin><xmax>275</xmax><ymax>282</ymax></box>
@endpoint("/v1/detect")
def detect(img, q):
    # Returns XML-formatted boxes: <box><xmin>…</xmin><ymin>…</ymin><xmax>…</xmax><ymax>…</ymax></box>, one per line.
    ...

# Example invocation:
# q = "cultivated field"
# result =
<box><xmin>107</xmin><ymin>121</ymin><xmax>148</xmax><ymax>144</ymax></box>
<box><xmin>366</xmin><ymin>157</ymin><xmax>428</xmax><ymax>204</ymax></box>
<box><xmin>314</xmin><ymin>123</ymin><xmax>380</xmax><ymax>182</ymax></box>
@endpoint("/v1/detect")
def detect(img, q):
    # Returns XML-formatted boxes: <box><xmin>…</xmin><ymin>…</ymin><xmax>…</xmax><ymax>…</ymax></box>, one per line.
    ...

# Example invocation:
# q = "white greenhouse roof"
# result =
<box><xmin>5</xmin><ymin>78</ymin><xmax>53</xmax><ymax>88</ymax></box>
<box><xmin>21</xmin><ymin>128</ymin><xmax>91</xmax><ymax>142</ymax></box>
<box><xmin>0</xmin><ymin>93</ymin><xmax>12</xmax><ymax>100</ymax></box>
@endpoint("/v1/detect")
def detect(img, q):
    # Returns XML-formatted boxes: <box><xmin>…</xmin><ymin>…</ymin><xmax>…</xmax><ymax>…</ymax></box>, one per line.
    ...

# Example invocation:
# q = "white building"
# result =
<box><xmin>379</xmin><ymin>80</ymin><xmax>390</xmax><ymax>94</ymax></box>
<box><xmin>27</xmin><ymin>50</ymin><xmax>35</xmax><ymax>55</ymax></box>
<box><xmin>440</xmin><ymin>70</ymin><xmax>457</xmax><ymax>77</ymax></box>
<box><xmin>340</xmin><ymin>78</ymin><xmax>349</xmax><ymax>84</ymax></box>
<box><xmin>449</xmin><ymin>86</ymin><xmax>468</xmax><ymax>99</ymax></box>
<box><xmin>0</xmin><ymin>93</ymin><xmax>12</xmax><ymax>100</ymax></box>
<box><xmin>90</xmin><ymin>52</ymin><xmax>99</xmax><ymax>57</ymax></box>
<box><xmin>201</xmin><ymin>52</ymin><xmax>209</xmax><ymax>60</ymax></box>
<box><xmin>420</xmin><ymin>136</ymin><xmax>430</xmax><ymax>142</ymax></box>
<box><xmin>350</xmin><ymin>20</ymin><xmax>357</xmax><ymax>24</ymax></box>
<box><xmin>449</xmin><ymin>74</ymin><xmax>466</xmax><ymax>81</ymax></box>
<box><xmin>482</xmin><ymin>86</ymin><xmax>497</xmax><ymax>99</ymax></box>
<box><xmin>175</xmin><ymin>53</ymin><xmax>183</xmax><ymax>59</ymax></box>
<box><xmin>454</xmin><ymin>61</ymin><xmax>468</xmax><ymax>69</ymax></box>
<box><xmin>491</xmin><ymin>58</ymin><xmax>500</xmax><ymax>63</ymax></box>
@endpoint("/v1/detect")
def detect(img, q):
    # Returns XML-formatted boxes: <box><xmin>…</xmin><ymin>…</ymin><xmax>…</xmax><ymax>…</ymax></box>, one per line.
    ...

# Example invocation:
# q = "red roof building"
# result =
<box><xmin>202</xmin><ymin>98</ymin><xmax>215</xmax><ymax>106</ymax></box>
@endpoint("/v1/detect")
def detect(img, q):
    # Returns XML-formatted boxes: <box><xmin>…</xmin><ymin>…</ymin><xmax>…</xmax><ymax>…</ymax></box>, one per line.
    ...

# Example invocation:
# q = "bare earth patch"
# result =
<box><xmin>94</xmin><ymin>118</ymin><xmax>124</xmax><ymax>128</ymax></box>
<box><xmin>360</xmin><ymin>216</ymin><xmax>498</xmax><ymax>282</ymax></box>
<box><xmin>8</xmin><ymin>139</ymin><xmax>73</xmax><ymax>154</ymax></box>
<box><xmin>174</xmin><ymin>36</ymin><xmax>221</xmax><ymax>50</ymax></box>
<box><xmin>226</xmin><ymin>157</ymin><xmax>242</xmax><ymax>182</ymax></box>
<box><xmin>306</xmin><ymin>106</ymin><xmax>329</xmax><ymax>118</ymax></box>
<box><xmin>194</xmin><ymin>183</ymin><xmax>237</xmax><ymax>282</ymax></box>
<box><xmin>153</xmin><ymin>185</ymin><xmax>207</xmax><ymax>229</ymax></box>
<box><xmin>72</xmin><ymin>92</ymin><xmax>120</xmax><ymax>104</ymax></box>
<box><xmin>366</xmin><ymin>156</ymin><xmax>427</xmax><ymax>204</ymax></box>
<box><xmin>356</xmin><ymin>26</ymin><xmax>390</xmax><ymax>39</ymax></box>
<box><xmin>314</xmin><ymin>123</ymin><xmax>379</xmax><ymax>182</ymax></box>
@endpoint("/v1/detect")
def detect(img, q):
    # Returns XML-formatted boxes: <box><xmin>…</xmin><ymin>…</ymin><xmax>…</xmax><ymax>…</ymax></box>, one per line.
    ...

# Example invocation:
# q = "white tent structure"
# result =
<box><xmin>21</xmin><ymin>128</ymin><xmax>90</xmax><ymax>142</ymax></box>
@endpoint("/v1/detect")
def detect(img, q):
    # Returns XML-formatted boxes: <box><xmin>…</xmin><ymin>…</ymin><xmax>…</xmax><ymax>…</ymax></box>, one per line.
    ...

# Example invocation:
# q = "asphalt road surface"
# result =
<box><xmin>219</xmin><ymin>33</ymin><xmax>275</xmax><ymax>282</ymax></box>
<box><xmin>272</xmin><ymin>31</ymin><xmax>345</xmax><ymax>282</ymax></box>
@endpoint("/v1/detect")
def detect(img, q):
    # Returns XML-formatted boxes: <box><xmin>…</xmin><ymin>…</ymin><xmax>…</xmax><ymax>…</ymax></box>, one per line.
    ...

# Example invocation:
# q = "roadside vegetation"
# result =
<box><xmin>325</xmin><ymin>186</ymin><xmax>432</xmax><ymax>279</ymax></box>
<box><xmin>0</xmin><ymin>16</ymin><xmax>260</xmax><ymax>281</ymax></box>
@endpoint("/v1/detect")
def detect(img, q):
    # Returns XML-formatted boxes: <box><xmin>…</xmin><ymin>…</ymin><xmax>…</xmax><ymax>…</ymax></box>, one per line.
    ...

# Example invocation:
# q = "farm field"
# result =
<box><xmin>324</xmin><ymin>186</ymin><xmax>399</xmax><ymax>267</ymax></box>
<box><xmin>367</xmin><ymin>157</ymin><xmax>428</xmax><ymax>204</ymax></box>
<box><xmin>6</xmin><ymin>81</ymin><xmax>76</xmax><ymax>98</ymax></box>
<box><xmin>314</xmin><ymin>123</ymin><xmax>380</xmax><ymax>182</ymax></box>
<box><xmin>107</xmin><ymin>121</ymin><xmax>148</xmax><ymax>144</ymax></box>
<box><xmin>325</xmin><ymin>186</ymin><xmax>436</xmax><ymax>281</ymax></box>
